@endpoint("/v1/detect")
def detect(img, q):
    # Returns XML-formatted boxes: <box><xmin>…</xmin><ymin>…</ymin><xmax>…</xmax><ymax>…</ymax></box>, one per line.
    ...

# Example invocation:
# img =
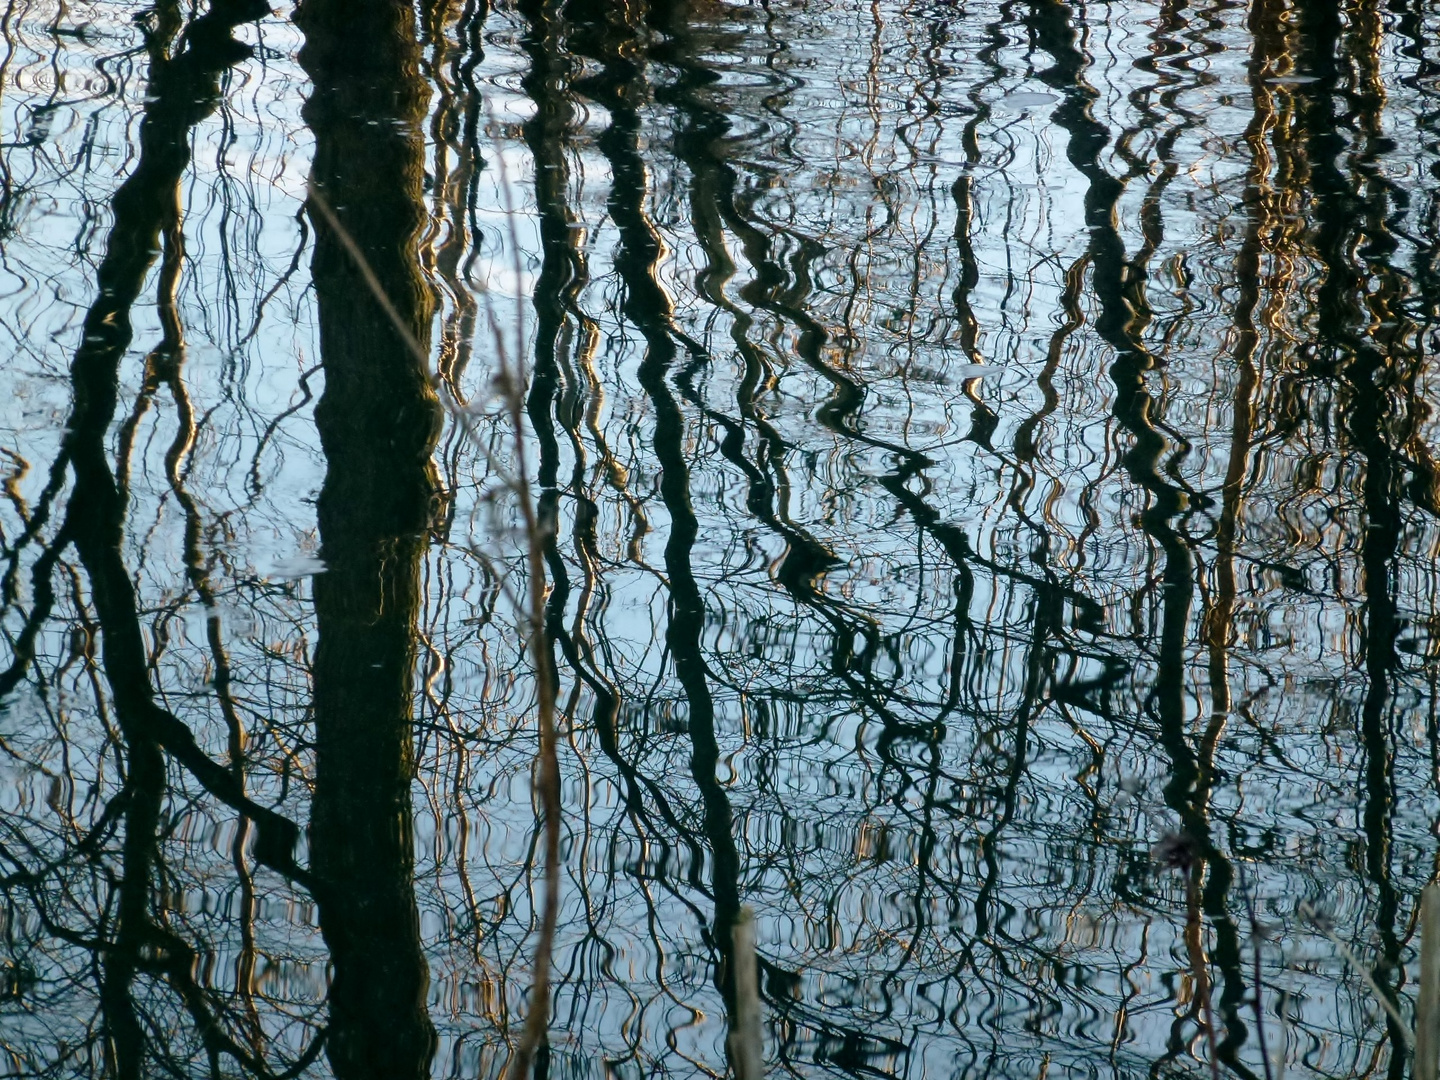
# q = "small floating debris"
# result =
<box><xmin>996</xmin><ymin>90</ymin><xmax>1058</xmax><ymax>111</ymax></box>
<box><xmin>265</xmin><ymin>554</ymin><xmax>327</xmax><ymax>581</ymax></box>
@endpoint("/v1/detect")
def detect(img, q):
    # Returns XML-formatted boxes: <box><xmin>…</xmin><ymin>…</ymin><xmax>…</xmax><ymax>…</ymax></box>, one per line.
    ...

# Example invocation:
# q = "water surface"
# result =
<box><xmin>2</xmin><ymin>1</ymin><xmax>1439</xmax><ymax>1078</ymax></box>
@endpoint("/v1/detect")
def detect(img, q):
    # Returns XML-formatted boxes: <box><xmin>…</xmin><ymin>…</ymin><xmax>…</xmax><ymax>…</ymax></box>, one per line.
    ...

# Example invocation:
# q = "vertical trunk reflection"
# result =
<box><xmin>297</xmin><ymin>1</ymin><xmax>441</xmax><ymax>1075</ymax></box>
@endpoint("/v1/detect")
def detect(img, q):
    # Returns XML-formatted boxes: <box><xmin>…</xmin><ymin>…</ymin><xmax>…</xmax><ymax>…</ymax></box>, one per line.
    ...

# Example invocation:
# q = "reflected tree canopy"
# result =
<box><xmin>3</xmin><ymin>0</ymin><xmax>1440</xmax><ymax>1078</ymax></box>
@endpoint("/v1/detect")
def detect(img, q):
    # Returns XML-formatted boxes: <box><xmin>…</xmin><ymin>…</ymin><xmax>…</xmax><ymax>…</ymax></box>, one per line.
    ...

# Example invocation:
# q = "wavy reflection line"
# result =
<box><xmin>1021</xmin><ymin>2</ymin><xmax>1260</xmax><ymax>1074</ymax></box>
<box><xmin>30</xmin><ymin>2</ymin><xmax>313</xmax><ymax>1076</ymax></box>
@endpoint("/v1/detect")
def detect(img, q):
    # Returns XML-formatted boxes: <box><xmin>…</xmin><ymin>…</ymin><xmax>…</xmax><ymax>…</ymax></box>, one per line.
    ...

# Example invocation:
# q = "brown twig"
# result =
<box><xmin>488</xmin><ymin>133</ymin><xmax>562</xmax><ymax>1080</ymax></box>
<box><xmin>1298</xmin><ymin>900</ymin><xmax>1415</xmax><ymax>1050</ymax></box>
<box><xmin>1186</xmin><ymin>865</ymin><xmax>1222</xmax><ymax>1080</ymax></box>
<box><xmin>1154</xmin><ymin>831</ymin><xmax>1220</xmax><ymax>1080</ymax></box>
<box><xmin>1238</xmin><ymin>862</ymin><xmax>1274</xmax><ymax>1080</ymax></box>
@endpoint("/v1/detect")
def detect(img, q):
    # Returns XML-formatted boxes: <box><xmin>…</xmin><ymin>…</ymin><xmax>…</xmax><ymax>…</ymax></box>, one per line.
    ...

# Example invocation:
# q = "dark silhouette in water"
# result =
<box><xmin>297</xmin><ymin>0</ymin><xmax>442</xmax><ymax>1076</ymax></box>
<box><xmin>24</xmin><ymin>1</ymin><xmax>301</xmax><ymax>1076</ymax></box>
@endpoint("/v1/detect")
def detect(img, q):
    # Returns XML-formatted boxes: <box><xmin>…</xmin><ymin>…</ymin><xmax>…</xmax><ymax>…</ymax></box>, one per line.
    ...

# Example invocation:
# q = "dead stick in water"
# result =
<box><xmin>1417</xmin><ymin>884</ymin><xmax>1440</xmax><ymax>1080</ymax></box>
<box><xmin>729</xmin><ymin>907</ymin><xmax>764</xmax><ymax>1080</ymax></box>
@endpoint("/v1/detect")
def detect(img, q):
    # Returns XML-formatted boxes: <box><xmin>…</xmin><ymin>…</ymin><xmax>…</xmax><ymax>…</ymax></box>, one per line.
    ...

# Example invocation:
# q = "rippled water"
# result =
<box><xmin>2</xmin><ymin>0</ymin><xmax>1439</xmax><ymax>1077</ymax></box>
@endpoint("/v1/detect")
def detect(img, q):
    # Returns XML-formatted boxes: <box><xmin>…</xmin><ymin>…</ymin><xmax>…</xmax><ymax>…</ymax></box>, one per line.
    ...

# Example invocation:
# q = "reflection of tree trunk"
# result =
<box><xmin>1204</xmin><ymin>7</ymin><xmax>1287</xmax><ymax>1069</ymax></box>
<box><xmin>1294</xmin><ymin>4</ymin><xmax>1407</xmax><ymax>1073</ymax></box>
<box><xmin>296</xmin><ymin>1</ymin><xmax>441</xmax><ymax>1077</ymax></box>
<box><xmin>1205</xmin><ymin>0</ymin><xmax>1287</xmax><ymax>768</ymax></box>
<box><xmin>49</xmin><ymin>4</ymin><xmax>266</xmax><ymax>1074</ymax></box>
<box><xmin>1023</xmin><ymin>2</ymin><xmax>1258</xmax><ymax>1069</ymax></box>
<box><xmin>557</xmin><ymin>0</ymin><xmax>749</xmax><ymax>1059</ymax></box>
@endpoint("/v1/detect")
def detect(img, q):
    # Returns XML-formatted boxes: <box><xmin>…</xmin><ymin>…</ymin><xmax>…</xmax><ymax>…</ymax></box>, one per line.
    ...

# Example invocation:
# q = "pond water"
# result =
<box><xmin>2</xmin><ymin>1</ymin><xmax>1438</xmax><ymax>1077</ymax></box>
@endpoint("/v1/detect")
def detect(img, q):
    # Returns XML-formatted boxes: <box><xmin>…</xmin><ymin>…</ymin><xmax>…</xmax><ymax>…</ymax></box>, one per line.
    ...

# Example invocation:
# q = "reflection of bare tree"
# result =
<box><xmin>7</xmin><ymin>1</ymin><xmax>1440</xmax><ymax>1078</ymax></box>
<box><xmin>0</xmin><ymin>2</ymin><xmax>323</xmax><ymax>1077</ymax></box>
<box><xmin>1020</xmin><ymin>1</ymin><xmax>1260</xmax><ymax>1070</ymax></box>
<box><xmin>1291</xmin><ymin>3</ymin><xmax>1418</xmax><ymax>1072</ymax></box>
<box><xmin>548</xmin><ymin>2</ymin><xmax>752</xmax><ymax>1071</ymax></box>
<box><xmin>1</xmin><ymin>0</ymin><xmax>449</xmax><ymax>1074</ymax></box>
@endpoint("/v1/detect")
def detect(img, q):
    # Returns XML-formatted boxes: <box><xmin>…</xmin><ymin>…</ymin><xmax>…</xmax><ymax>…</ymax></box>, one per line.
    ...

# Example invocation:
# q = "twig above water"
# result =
<box><xmin>305</xmin><ymin>178</ymin><xmax>561</xmax><ymax>1080</ymax></box>
<box><xmin>1298</xmin><ymin>900</ymin><xmax>1415</xmax><ymax>1051</ymax></box>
